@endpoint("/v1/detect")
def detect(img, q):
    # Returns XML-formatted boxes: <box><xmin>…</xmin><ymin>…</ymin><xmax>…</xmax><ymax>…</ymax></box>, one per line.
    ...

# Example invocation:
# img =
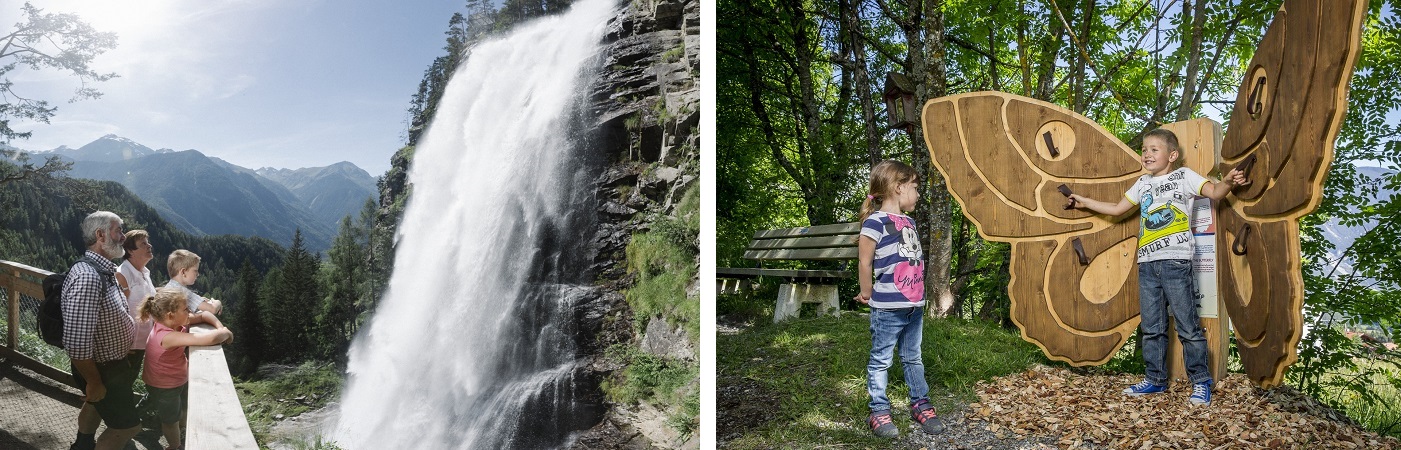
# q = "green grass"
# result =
<box><xmin>235</xmin><ymin>361</ymin><xmax>343</xmax><ymax>446</ymax></box>
<box><xmin>1316</xmin><ymin>356</ymin><xmax>1401</xmax><ymax>438</ymax></box>
<box><xmin>601</xmin><ymin>345</ymin><xmax>700</xmax><ymax>437</ymax></box>
<box><xmin>607</xmin><ymin>184</ymin><xmax>700</xmax><ymax>439</ymax></box>
<box><xmin>15</xmin><ymin>326</ymin><xmax>71</xmax><ymax>369</ymax></box>
<box><xmin>717</xmin><ymin>312</ymin><xmax>1047</xmax><ymax>448</ymax></box>
<box><xmin>624</xmin><ymin>184</ymin><xmax>699</xmax><ymax>339</ymax></box>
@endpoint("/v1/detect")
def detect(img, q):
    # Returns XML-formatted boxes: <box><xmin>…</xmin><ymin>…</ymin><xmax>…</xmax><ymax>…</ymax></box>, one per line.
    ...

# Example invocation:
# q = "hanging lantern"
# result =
<box><xmin>883</xmin><ymin>72</ymin><xmax>918</xmax><ymax>130</ymax></box>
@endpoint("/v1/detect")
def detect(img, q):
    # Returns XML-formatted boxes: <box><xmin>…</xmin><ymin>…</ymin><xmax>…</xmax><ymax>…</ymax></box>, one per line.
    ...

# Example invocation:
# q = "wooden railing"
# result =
<box><xmin>188</xmin><ymin>323</ymin><xmax>259</xmax><ymax>449</ymax></box>
<box><xmin>0</xmin><ymin>260</ymin><xmax>73</xmax><ymax>386</ymax></box>
<box><xmin>1</xmin><ymin>259</ymin><xmax>258</xmax><ymax>449</ymax></box>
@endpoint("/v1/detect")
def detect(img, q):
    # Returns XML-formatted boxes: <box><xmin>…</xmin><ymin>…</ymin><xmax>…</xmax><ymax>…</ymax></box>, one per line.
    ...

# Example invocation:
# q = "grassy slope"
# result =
<box><xmin>717</xmin><ymin>312</ymin><xmax>1047</xmax><ymax>448</ymax></box>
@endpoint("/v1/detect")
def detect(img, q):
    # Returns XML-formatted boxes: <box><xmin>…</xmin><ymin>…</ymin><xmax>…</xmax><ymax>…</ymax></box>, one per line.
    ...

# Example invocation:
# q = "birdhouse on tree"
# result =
<box><xmin>883</xmin><ymin>72</ymin><xmax>918</xmax><ymax>132</ymax></box>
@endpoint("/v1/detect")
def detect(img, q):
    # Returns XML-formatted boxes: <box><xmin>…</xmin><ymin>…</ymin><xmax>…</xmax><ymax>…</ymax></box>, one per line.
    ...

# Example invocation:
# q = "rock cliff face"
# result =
<box><xmin>572</xmin><ymin>0</ymin><xmax>700</xmax><ymax>447</ymax></box>
<box><xmin>588</xmin><ymin>0</ymin><xmax>700</xmax><ymax>280</ymax></box>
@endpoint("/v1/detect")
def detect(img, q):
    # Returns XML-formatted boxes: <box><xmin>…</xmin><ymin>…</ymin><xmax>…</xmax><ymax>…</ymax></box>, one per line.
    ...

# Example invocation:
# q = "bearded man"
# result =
<box><xmin>62</xmin><ymin>211</ymin><xmax>139</xmax><ymax>450</ymax></box>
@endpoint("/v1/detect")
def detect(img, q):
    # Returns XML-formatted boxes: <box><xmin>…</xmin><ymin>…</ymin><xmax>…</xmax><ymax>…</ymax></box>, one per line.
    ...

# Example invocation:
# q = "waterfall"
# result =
<box><xmin>331</xmin><ymin>0</ymin><xmax>615</xmax><ymax>447</ymax></box>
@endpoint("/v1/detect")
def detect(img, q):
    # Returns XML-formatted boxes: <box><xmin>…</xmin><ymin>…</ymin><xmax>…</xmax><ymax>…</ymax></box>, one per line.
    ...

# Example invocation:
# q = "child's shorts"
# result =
<box><xmin>145</xmin><ymin>383</ymin><xmax>188</xmax><ymax>424</ymax></box>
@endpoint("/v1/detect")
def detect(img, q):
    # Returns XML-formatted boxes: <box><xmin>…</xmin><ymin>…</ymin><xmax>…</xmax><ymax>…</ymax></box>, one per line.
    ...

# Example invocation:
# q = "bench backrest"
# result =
<box><xmin>743</xmin><ymin>222</ymin><xmax>861</xmax><ymax>261</ymax></box>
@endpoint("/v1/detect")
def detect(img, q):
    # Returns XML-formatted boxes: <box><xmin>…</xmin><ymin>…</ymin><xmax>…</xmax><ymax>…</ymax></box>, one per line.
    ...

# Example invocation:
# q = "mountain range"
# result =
<box><xmin>16</xmin><ymin>135</ymin><xmax>378</xmax><ymax>252</ymax></box>
<box><xmin>1319</xmin><ymin>165</ymin><xmax>1397</xmax><ymax>277</ymax></box>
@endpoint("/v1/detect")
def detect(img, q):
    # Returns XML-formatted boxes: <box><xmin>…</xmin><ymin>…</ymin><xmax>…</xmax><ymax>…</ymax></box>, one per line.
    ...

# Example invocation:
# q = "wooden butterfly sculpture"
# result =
<box><xmin>920</xmin><ymin>0</ymin><xmax>1365</xmax><ymax>388</ymax></box>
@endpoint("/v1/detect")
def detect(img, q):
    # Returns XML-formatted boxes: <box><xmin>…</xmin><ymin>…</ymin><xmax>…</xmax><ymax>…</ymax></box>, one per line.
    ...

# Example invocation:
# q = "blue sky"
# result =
<box><xmin>2</xmin><ymin>0</ymin><xmax>470</xmax><ymax>175</ymax></box>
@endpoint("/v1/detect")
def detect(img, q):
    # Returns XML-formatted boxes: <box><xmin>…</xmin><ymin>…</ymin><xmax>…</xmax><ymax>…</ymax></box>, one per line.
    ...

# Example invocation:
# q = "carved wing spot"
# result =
<box><xmin>1035</xmin><ymin>121</ymin><xmax>1075</xmax><ymax>162</ymax></box>
<box><xmin>1079</xmin><ymin>238</ymin><xmax>1137</xmax><ymax>305</ymax></box>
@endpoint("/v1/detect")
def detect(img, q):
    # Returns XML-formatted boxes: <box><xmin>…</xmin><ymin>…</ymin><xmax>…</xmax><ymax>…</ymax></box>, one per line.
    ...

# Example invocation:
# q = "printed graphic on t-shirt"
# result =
<box><xmin>887</xmin><ymin>215</ymin><xmax>924</xmax><ymax>301</ymax></box>
<box><xmin>1129</xmin><ymin>168</ymin><xmax>1207</xmax><ymax>262</ymax></box>
<box><xmin>1138</xmin><ymin>203</ymin><xmax>1191</xmax><ymax>259</ymax></box>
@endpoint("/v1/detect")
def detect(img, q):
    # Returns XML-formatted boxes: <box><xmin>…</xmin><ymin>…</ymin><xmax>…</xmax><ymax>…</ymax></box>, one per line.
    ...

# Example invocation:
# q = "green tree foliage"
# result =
<box><xmin>317</xmin><ymin>212</ymin><xmax>372</xmax><ymax>365</ymax></box>
<box><xmin>226</xmin><ymin>258</ymin><xmax>267</xmax><ymax>377</ymax></box>
<box><xmin>258</xmin><ymin>230</ymin><xmax>325</xmax><ymax>363</ymax></box>
<box><xmin>0</xmin><ymin>2</ymin><xmax>117</xmax><ymax>143</ymax></box>
<box><xmin>0</xmin><ymin>2</ymin><xmax>115</xmax><ymax>189</ymax></box>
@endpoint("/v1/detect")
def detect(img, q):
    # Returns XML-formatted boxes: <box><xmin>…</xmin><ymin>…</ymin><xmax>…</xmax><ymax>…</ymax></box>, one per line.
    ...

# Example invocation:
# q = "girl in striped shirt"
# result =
<box><xmin>854</xmin><ymin>160</ymin><xmax>944</xmax><ymax>438</ymax></box>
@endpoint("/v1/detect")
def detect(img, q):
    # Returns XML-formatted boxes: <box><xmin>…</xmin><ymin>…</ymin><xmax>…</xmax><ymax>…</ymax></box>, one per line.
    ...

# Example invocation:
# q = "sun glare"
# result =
<box><xmin>42</xmin><ymin>1</ymin><xmax>176</xmax><ymax>45</ymax></box>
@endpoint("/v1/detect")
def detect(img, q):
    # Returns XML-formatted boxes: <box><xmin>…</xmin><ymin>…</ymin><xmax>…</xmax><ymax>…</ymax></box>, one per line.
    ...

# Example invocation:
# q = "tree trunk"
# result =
<box><xmin>1071</xmin><ymin>0</ymin><xmax>1095</xmax><ymax>112</ymax></box>
<box><xmin>1034</xmin><ymin>1</ymin><xmax>1065</xmax><ymax>100</ymax></box>
<box><xmin>1016</xmin><ymin>1</ymin><xmax>1033</xmax><ymax>96</ymax></box>
<box><xmin>841</xmin><ymin>0</ymin><xmax>884</xmax><ymax>167</ymax></box>
<box><xmin>916</xmin><ymin>0</ymin><xmax>954</xmax><ymax>318</ymax></box>
<box><xmin>1176</xmin><ymin>0</ymin><xmax>1208</xmax><ymax>121</ymax></box>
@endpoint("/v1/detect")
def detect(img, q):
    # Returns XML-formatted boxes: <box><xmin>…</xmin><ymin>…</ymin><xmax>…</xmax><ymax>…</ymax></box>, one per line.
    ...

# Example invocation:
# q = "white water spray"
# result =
<box><xmin>332</xmin><ymin>0</ymin><xmax>616</xmax><ymax>447</ymax></box>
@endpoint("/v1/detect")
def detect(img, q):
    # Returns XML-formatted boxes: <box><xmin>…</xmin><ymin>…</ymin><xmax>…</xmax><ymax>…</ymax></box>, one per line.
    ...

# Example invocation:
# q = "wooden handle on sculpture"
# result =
<box><xmin>1232</xmin><ymin>223</ymin><xmax>1252</xmax><ymax>256</ymax></box>
<box><xmin>1043</xmin><ymin>132</ymin><xmax>1060</xmax><ymax>158</ymax></box>
<box><xmin>1057</xmin><ymin>184</ymin><xmax>1075</xmax><ymax>210</ymax></box>
<box><xmin>1071</xmin><ymin>237</ymin><xmax>1090</xmax><ymax>266</ymax></box>
<box><xmin>1234</xmin><ymin>153</ymin><xmax>1258</xmax><ymax>179</ymax></box>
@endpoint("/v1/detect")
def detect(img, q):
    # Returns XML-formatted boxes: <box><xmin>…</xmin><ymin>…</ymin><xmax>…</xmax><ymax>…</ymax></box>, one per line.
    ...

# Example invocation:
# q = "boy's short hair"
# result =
<box><xmin>167</xmin><ymin>249</ymin><xmax>201</xmax><ymax>277</ymax></box>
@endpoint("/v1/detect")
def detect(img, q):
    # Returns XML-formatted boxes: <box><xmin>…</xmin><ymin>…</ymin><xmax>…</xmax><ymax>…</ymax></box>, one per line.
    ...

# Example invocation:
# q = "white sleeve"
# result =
<box><xmin>1182</xmin><ymin>168</ymin><xmax>1210</xmax><ymax>197</ymax></box>
<box><xmin>1124</xmin><ymin>176</ymin><xmax>1147</xmax><ymax>205</ymax></box>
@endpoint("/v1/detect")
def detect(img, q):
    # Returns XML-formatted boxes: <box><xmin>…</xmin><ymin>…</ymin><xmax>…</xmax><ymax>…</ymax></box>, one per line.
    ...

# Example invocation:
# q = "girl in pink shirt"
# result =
<box><xmin>139</xmin><ymin>286</ymin><xmax>232</xmax><ymax>450</ymax></box>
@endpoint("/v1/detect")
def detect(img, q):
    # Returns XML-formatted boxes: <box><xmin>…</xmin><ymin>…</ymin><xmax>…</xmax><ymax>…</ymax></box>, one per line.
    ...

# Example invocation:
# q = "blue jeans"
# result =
<box><xmin>867</xmin><ymin>306</ymin><xmax>929</xmax><ymax>412</ymax></box>
<box><xmin>1138</xmin><ymin>259</ymin><xmax>1212</xmax><ymax>385</ymax></box>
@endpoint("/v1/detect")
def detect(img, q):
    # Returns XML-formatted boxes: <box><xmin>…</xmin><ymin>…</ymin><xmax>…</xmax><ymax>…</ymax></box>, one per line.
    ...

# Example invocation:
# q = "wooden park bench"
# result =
<box><xmin>716</xmin><ymin>222</ymin><xmax>860</xmax><ymax>323</ymax></box>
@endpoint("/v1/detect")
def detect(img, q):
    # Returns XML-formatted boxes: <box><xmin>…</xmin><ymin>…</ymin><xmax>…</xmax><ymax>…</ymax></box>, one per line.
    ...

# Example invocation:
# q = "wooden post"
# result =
<box><xmin>6</xmin><ymin>265</ymin><xmax>19</xmax><ymax>351</ymax></box>
<box><xmin>1161</xmin><ymin>119</ymin><xmax>1228</xmax><ymax>384</ymax></box>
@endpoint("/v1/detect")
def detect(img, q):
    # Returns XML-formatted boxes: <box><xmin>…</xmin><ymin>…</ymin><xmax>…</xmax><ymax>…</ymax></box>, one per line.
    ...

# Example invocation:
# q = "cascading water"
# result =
<box><xmin>332</xmin><ymin>0</ymin><xmax>616</xmax><ymax>447</ymax></box>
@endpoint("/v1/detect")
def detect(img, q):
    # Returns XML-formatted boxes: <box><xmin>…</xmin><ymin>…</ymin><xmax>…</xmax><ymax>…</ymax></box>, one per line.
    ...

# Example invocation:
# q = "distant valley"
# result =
<box><xmin>13</xmin><ymin>135</ymin><xmax>378</xmax><ymax>252</ymax></box>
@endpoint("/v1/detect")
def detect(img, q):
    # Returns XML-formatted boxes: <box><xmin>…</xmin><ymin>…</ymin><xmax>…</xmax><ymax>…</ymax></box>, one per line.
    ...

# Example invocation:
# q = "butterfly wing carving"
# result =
<box><xmin>920</xmin><ymin>0</ymin><xmax>1366</xmax><ymax>387</ymax></box>
<box><xmin>1216</xmin><ymin>0</ymin><xmax>1367</xmax><ymax>388</ymax></box>
<box><xmin>922</xmin><ymin>92</ymin><xmax>1146</xmax><ymax>366</ymax></box>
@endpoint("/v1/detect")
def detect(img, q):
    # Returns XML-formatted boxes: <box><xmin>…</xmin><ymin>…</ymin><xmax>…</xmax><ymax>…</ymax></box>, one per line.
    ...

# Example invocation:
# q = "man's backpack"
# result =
<box><xmin>39</xmin><ymin>258</ymin><xmax>110</xmax><ymax>349</ymax></box>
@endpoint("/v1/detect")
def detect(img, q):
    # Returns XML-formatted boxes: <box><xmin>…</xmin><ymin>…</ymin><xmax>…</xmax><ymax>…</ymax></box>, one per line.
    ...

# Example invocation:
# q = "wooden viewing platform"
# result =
<box><xmin>0</xmin><ymin>259</ymin><xmax>258</xmax><ymax>449</ymax></box>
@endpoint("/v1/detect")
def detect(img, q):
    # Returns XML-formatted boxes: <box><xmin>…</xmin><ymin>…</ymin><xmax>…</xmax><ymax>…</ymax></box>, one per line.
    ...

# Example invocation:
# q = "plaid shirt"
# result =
<box><xmin>61</xmin><ymin>251</ymin><xmax>134</xmax><ymax>362</ymax></box>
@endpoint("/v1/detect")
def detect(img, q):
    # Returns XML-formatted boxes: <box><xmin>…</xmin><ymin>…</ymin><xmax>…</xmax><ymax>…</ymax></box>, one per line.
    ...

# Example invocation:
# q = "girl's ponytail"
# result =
<box><xmin>859</xmin><ymin>160</ymin><xmax>918</xmax><ymax>221</ymax></box>
<box><xmin>857</xmin><ymin>193</ymin><xmax>879</xmax><ymax>222</ymax></box>
<box><xmin>140</xmin><ymin>286</ymin><xmax>188</xmax><ymax>323</ymax></box>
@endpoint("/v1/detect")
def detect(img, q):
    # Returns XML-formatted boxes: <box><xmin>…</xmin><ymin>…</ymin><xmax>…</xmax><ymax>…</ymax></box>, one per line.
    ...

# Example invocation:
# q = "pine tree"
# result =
<box><xmin>230</xmin><ymin>258</ymin><xmax>265</xmax><ymax>377</ymax></box>
<box><xmin>282</xmin><ymin>229</ymin><xmax>324</xmax><ymax>361</ymax></box>
<box><xmin>319</xmin><ymin>215</ymin><xmax>365</xmax><ymax>364</ymax></box>
<box><xmin>257</xmin><ymin>266</ymin><xmax>288</xmax><ymax>362</ymax></box>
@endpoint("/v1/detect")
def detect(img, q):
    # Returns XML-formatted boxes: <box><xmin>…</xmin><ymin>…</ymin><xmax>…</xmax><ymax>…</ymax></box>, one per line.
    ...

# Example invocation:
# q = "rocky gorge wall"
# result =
<box><xmin>571</xmin><ymin>0</ymin><xmax>700</xmax><ymax>447</ymax></box>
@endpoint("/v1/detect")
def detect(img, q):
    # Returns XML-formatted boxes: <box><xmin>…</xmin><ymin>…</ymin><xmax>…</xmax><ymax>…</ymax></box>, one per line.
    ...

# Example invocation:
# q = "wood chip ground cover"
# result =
<box><xmin>970</xmin><ymin>365</ymin><xmax>1400</xmax><ymax>449</ymax></box>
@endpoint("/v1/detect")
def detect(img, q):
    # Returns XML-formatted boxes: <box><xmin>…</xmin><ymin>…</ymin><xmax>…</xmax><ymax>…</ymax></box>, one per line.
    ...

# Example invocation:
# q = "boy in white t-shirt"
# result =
<box><xmin>1065</xmin><ymin>128</ymin><xmax>1250</xmax><ymax>406</ymax></box>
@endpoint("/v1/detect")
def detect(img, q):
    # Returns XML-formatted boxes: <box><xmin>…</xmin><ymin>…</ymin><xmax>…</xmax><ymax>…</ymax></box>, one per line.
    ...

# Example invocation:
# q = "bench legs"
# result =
<box><xmin>774</xmin><ymin>284</ymin><xmax>841</xmax><ymax>323</ymax></box>
<box><xmin>716</xmin><ymin>278</ymin><xmax>751</xmax><ymax>295</ymax></box>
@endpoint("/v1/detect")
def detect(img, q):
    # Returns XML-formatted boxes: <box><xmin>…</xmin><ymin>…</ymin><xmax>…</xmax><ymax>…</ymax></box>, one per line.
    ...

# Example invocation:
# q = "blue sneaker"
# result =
<box><xmin>1188</xmin><ymin>380</ymin><xmax>1213</xmax><ymax>405</ymax></box>
<box><xmin>1122</xmin><ymin>380</ymin><xmax>1167</xmax><ymax>396</ymax></box>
